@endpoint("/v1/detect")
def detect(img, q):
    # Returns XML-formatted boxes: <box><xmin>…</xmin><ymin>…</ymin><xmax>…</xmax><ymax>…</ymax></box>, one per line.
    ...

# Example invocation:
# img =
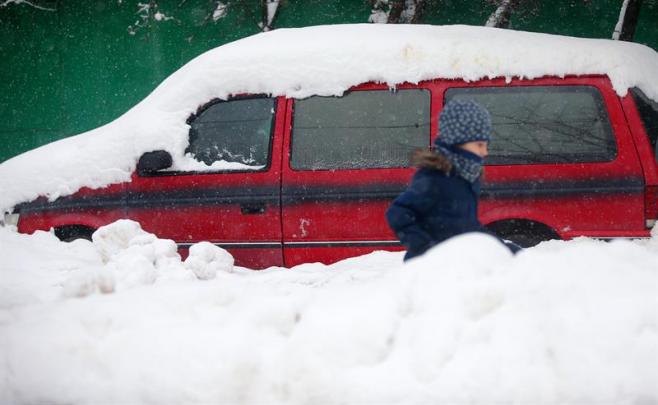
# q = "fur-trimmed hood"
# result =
<box><xmin>411</xmin><ymin>149</ymin><xmax>452</xmax><ymax>174</ymax></box>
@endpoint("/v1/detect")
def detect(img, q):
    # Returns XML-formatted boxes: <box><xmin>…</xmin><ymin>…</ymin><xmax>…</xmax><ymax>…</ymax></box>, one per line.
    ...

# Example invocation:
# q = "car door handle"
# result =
<box><xmin>240</xmin><ymin>203</ymin><xmax>266</xmax><ymax>215</ymax></box>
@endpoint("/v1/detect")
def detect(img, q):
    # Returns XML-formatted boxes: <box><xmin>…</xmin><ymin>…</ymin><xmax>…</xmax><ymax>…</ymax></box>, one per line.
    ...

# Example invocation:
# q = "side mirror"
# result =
<box><xmin>137</xmin><ymin>150</ymin><xmax>173</xmax><ymax>176</ymax></box>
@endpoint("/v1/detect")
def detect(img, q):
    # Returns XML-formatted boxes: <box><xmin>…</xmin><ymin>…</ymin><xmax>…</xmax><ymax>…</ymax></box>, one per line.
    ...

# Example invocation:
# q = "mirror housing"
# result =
<box><xmin>137</xmin><ymin>150</ymin><xmax>173</xmax><ymax>176</ymax></box>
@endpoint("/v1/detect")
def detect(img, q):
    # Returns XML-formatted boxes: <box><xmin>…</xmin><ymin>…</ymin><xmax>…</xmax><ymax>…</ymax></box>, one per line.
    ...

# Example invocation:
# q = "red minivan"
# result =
<box><xmin>14</xmin><ymin>75</ymin><xmax>658</xmax><ymax>269</ymax></box>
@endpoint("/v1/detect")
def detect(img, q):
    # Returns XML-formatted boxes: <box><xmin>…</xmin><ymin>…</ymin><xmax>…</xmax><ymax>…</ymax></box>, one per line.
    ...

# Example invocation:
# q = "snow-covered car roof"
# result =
<box><xmin>1</xmin><ymin>23</ymin><xmax>658</xmax><ymax>214</ymax></box>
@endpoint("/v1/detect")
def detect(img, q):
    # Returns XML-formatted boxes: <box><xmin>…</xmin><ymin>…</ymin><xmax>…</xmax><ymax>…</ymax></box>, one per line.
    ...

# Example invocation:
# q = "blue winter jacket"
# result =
<box><xmin>386</xmin><ymin>162</ymin><xmax>491</xmax><ymax>261</ymax></box>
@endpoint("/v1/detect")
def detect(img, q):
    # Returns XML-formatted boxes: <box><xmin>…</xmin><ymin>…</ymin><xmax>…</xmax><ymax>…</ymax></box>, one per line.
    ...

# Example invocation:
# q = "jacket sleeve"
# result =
<box><xmin>386</xmin><ymin>173</ymin><xmax>437</xmax><ymax>257</ymax></box>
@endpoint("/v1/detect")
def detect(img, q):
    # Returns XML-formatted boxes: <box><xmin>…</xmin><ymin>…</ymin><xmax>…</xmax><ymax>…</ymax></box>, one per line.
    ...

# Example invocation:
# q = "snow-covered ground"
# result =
<box><xmin>1</xmin><ymin>221</ymin><xmax>657</xmax><ymax>404</ymax></box>
<box><xmin>1</xmin><ymin>23</ymin><xmax>657</xmax><ymax>404</ymax></box>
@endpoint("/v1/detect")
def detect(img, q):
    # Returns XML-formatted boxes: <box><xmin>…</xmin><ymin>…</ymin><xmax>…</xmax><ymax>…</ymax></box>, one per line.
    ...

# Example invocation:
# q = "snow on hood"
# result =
<box><xmin>1</xmin><ymin>23</ymin><xmax>658</xmax><ymax>213</ymax></box>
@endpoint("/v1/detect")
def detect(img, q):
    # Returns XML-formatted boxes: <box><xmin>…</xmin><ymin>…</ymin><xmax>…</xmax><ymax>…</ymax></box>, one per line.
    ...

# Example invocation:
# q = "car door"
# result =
<box><xmin>126</xmin><ymin>96</ymin><xmax>285</xmax><ymax>269</ymax></box>
<box><xmin>281</xmin><ymin>83</ymin><xmax>436</xmax><ymax>266</ymax></box>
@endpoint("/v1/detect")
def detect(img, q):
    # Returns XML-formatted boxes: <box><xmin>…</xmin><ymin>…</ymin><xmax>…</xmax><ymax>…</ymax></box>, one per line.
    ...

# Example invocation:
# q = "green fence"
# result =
<box><xmin>1</xmin><ymin>0</ymin><xmax>656</xmax><ymax>162</ymax></box>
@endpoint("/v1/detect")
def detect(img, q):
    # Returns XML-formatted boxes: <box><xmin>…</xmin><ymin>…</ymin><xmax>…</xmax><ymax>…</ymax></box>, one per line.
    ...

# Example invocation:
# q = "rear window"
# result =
<box><xmin>445</xmin><ymin>86</ymin><xmax>617</xmax><ymax>165</ymax></box>
<box><xmin>186</xmin><ymin>97</ymin><xmax>275</xmax><ymax>169</ymax></box>
<box><xmin>291</xmin><ymin>89</ymin><xmax>430</xmax><ymax>170</ymax></box>
<box><xmin>631</xmin><ymin>88</ymin><xmax>658</xmax><ymax>163</ymax></box>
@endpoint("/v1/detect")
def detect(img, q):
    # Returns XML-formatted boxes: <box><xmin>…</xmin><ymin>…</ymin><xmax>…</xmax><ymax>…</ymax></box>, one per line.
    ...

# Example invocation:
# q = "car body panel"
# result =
<box><xmin>16</xmin><ymin>76</ymin><xmax>656</xmax><ymax>269</ymax></box>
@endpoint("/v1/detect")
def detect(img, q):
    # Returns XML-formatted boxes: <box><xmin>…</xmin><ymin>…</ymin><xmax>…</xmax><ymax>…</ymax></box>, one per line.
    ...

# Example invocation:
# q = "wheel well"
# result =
<box><xmin>486</xmin><ymin>219</ymin><xmax>560</xmax><ymax>247</ymax></box>
<box><xmin>53</xmin><ymin>225</ymin><xmax>96</xmax><ymax>242</ymax></box>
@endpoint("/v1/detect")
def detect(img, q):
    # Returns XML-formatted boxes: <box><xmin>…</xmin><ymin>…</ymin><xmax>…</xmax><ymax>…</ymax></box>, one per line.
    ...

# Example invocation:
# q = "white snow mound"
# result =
<box><xmin>2</xmin><ymin>220</ymin><xmax>235</xmax><ymax>299</ymax></box>
<box><xmin>1</xmin><ymin>224</ymin><xmax>657</xmax><ymax>403</ymax></box>
<box><xmin>184</xmin><ymin>241</ymin><xmax>235</xmax><ymax>280</ymax></box>
<box><xmin>1</xmin><ymin>24</ymin><xmax>657</xmax><ymax>213</ymax></box>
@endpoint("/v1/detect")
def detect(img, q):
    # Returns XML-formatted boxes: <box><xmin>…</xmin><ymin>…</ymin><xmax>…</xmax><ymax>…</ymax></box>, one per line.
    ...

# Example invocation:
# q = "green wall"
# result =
<box><xmin>1</xmin><ymin>0</ymin><xmax>657</xmax><ymax>162</ymax></box>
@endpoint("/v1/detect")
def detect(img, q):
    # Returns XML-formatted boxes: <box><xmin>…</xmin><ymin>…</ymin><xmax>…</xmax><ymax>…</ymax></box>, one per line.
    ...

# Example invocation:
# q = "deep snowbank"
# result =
<box><xmin>1</xmin><ymin>222</ymin><xmax>657</xmax><ymax>404</ymax></box>
<box><xmin>1</xmin><ymin>24</ymin><xmax>658</xmax><ymax>214</ymax></box>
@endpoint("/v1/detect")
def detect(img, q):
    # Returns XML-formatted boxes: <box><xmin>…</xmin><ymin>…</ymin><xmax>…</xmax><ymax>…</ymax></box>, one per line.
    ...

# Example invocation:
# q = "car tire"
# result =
<box><xmin>487</xmin><ymin>220</ymin><xmax>560</xmax><ymax>248</ymax></box>
<box><xmin>54</xmin><ymin>225</ymin><xmax>95</xmax><ymax>243</ymax></box>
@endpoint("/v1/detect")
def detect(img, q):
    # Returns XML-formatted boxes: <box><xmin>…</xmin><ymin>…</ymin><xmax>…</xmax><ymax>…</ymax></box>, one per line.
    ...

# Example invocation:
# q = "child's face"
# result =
<box><xmin>458</xmin><ymin>141</ymin><xmax>489</xmax><ymax>158</ymax></box>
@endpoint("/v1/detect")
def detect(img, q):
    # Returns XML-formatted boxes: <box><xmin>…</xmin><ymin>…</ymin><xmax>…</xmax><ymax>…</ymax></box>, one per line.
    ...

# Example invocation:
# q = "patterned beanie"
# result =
<box><xmin>433</xmin><ymin>99</ymin><xmax>492</xmax><ymax>183</ymax></box>
<box><xmin>437</xmin><ymin>99</ymin><xmax>492</xmax><ymax>145</ymax></box>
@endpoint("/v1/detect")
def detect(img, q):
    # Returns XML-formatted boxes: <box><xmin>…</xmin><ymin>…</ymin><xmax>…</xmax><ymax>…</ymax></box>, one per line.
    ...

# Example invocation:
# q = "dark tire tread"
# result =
<box><xmin>54</xmin><ymin>225</ymin><xmax>95</xmax><ymax>242</ymax></box>
<box><xmin>487</xmin><ymin>219</ymin><xmax>560</xmax><ymax>248</ymax></box>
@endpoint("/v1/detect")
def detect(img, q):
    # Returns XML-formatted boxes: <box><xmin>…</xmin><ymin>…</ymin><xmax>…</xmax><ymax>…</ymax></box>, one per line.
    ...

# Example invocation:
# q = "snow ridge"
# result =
<box><xmin>1</xmin><ymin>223</ymin><xmax>657</xmax><ymax>403</ymax></box>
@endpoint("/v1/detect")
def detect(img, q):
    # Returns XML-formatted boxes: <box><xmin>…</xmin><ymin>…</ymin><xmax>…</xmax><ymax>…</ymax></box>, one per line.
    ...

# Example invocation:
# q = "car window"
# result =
<box><xmin>186</xmin><ymin>97</ymin><xmax>275</xmax><ymax>169</ymax></box>
<box><xmin>291</xmin><ymin>89</ymin><xmax>430</xmax><ymax>170</ymax></box>
<box><xmin>630</xmin><ymin>88</ymin><xmax>658</xmax><ymax>163</ymax></box>
<box><xmin>445</xmin><ymin>86</ymin><xmax>617</xmax><ymax>165</ymax></box>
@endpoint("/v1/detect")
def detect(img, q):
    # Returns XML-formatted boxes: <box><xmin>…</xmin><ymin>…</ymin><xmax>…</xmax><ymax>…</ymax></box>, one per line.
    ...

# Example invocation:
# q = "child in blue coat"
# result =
<box><xmin>386</xmin><ymin>99</ymin><xmax>519</xmax><ymax>261</ymax></box>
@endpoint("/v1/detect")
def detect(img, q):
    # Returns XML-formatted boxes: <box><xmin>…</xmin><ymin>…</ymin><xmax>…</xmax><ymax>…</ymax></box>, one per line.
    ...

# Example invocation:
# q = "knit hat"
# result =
<box><xmin>433</xmin><ymin>100</ymin><xmax>492</xmax><ymax>183</ymax></box>
<box><xmin>437</xmin><ymin>99</ymin><xmax>492</xmax><ymax>146</ymax></box>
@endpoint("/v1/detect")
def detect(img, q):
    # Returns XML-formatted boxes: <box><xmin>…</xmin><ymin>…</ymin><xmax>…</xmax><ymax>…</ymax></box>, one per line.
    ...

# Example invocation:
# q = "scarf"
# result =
<box><xmin>434</xmin><ymin>140</ymin><xmax>483</xmax><ymax>183</ymax></box>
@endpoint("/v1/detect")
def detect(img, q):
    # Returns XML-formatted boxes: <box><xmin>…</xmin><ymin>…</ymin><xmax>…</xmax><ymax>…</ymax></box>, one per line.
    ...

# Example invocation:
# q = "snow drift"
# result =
<box><xmin>1</xmin><ymin>222</ymin><xmax>657</xmax><ymax>404</ymax></box>
<box><xmin>1</xmin><ymin>24</ymin><xmax>658</xmax><ymax>214</ymax></box>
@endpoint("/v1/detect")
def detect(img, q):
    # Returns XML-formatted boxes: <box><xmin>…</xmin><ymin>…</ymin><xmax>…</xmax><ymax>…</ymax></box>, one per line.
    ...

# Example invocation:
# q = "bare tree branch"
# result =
<box><xmin>0</xmin><ymin>0</ymin><xmax>55</xmax><ymax>11</ymax></box>
<box><xmin>127</xmin><ymin>1</ymin><xmax>177</xmax><ymax>36</ymax></box>
<box><xmin>212</xmin><ymin>1</ymin><xmax>228</xmax><ymax>21</ymax></box>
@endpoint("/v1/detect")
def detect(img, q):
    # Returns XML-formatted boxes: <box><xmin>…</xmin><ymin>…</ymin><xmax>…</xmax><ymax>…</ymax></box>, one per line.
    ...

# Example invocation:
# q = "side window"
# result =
<box><xmin>186</xmin><ymin>97</ymin><xmax>275</xmax><ymax>170</ymax></box>
<box><xmin>291</xmin><ymin>89</ymin><xmax>430</xmax><ymax>170</ymax></box>
<box><xmin>631</xmin><ymin>88</ymin><xmax>658</xmax><ymax>163</ymax></box>
<box><xmin>445</xmin><ymin>86</ymin><xmax>617</xmax><ymax>165</ymax></box>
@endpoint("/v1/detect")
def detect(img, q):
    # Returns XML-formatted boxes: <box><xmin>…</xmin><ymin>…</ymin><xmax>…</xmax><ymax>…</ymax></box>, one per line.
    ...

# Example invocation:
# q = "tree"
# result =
<box><xmin>613</xmin><ymin>0</ymin><xmax>643</xmax><ymax>41</ymax></box>
<box><xmin>485</xmin><ymin>0</ymin><xmax>520</xmax><ymax>28</ymax></box>
<box><xmin>260</xmin><ymin>0</ymin><xmax>280</xmax><ymax>31</ymax></box>
<box><xmin>369</xmin><ymin>0</ymin><xmax>426</xmax><ymax>24</ymax></box>
<box><xmin>126</xmin><ymin>0</ymin><xmax>282</xmax><ymax>35</ymax></box>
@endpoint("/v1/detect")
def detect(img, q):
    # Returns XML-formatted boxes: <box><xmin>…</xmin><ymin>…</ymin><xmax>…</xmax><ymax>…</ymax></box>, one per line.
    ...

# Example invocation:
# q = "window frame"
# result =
<box><xmin>164</xmin><ymin>94</ymin><xmax>279</xmax><ymax>176</ymax></box>
<box><xmin>630</xmin><ymin>87</ymin><xmax>658</xmax><ymax>163</ymax></box>
<box><xmin>443</xmin><ymin>84</ymin><xmax>619</xmax><ymax>166</ymax></box>
<box><xmin>289</xmin><ymin>88</ymin><xmax>432</xmax><ymax>172</ymax></box>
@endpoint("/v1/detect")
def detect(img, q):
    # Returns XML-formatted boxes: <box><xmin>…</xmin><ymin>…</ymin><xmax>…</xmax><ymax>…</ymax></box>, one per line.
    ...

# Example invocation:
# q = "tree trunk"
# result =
<box><xmin>387</xmin><ymin>0</ymin><xmax>404</xmax><ymax>23</ymax></box>
<box><xmin>613</xmin><ymin>0</ymin><xmax>643</xmax><ymax>41</ymax></box>
<box><xmin>261</xmin><ymin>0</ymin><xmax>279</xmax><ymax>31</ymax></box>
<box><xmin>406</xmin><ymin>0</ymin><xmax>425</xmax><ymax>23</ymax></box>
<box><xmin>485</xmin><ymin>0</ymin><xmax>520</xmax><ymax>28</ymax></box>
<box><xmin>387</xmin><ymin>0</ymin><xmax>425</xmax><ymax>24</ymax></box>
